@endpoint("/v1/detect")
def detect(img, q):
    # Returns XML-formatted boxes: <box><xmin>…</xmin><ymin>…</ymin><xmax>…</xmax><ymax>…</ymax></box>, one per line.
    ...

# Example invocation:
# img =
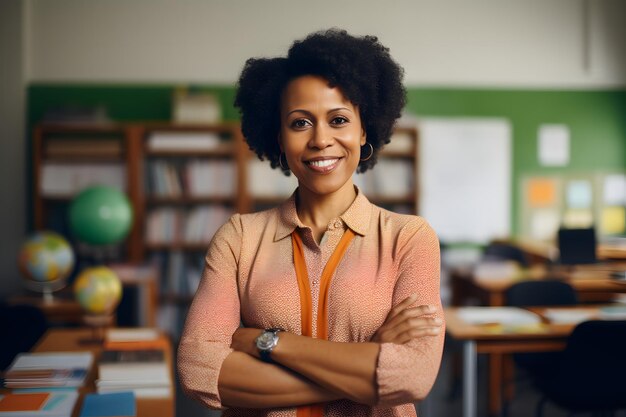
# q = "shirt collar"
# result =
<box><xmin>274</xmin><ymin>186</ymin><xmax>372</xmax><ymax>241</ymax></box>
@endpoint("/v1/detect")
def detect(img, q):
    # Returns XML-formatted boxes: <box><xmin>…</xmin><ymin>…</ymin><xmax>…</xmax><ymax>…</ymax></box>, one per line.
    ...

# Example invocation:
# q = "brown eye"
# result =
<box><xmin>331</xmin><ymin>116</ymin><xmax>348</xmax><ymax>125</ymax></box>
<box><xmin>291</xmin><ymin>119</ymin><xmax>311</xmax><ymax>129</ymax></box>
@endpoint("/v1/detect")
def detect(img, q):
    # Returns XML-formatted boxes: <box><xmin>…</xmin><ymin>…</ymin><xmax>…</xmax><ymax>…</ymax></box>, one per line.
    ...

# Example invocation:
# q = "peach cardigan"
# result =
<box><xmin>178</xmin><ymin>188</ymin><xmax>444</xmax><ymax>416</ymax></box>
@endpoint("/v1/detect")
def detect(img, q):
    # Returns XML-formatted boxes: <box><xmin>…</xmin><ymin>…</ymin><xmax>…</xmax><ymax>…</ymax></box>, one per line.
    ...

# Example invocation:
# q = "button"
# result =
<box><xmin>333</xmin><ymin>220</ymin><xmax>342</xmax><ymax>229</ymax></box>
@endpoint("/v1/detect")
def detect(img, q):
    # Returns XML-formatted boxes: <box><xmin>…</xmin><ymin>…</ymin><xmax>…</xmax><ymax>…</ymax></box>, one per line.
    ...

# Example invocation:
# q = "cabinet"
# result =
<box><xmin>32</xmin><ymin>122</ymin><xmax>419</xmax><ymax>338</ymax></box>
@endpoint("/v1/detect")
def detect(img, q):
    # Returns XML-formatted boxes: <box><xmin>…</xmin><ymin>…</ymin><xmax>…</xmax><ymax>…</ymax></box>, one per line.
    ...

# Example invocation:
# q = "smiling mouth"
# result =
<box><xmin>305</xmin><ymin>157</ymin><xmax>342</xmax><ymax>172</ymax></box>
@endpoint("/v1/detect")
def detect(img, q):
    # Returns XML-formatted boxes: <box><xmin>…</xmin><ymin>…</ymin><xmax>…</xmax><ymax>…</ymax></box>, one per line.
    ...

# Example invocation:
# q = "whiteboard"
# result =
<box><xmin>418</xmin><ymin>117</ymin><xmax>511</xmax><ymax>244</ymax></box>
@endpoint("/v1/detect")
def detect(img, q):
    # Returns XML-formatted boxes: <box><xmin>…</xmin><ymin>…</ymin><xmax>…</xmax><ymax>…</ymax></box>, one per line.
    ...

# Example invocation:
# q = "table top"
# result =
<box><xmin>453</xmin><ymin>263</ymin><xmax>626</xmax><ymax>293</ymax></box>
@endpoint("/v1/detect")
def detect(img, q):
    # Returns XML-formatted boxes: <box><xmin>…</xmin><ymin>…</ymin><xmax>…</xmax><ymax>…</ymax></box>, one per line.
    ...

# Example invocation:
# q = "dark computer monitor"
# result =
<box><xmin>558</xmin><ymin>227</ymin><xmax>597</xmax><ymax>265</ymax></box>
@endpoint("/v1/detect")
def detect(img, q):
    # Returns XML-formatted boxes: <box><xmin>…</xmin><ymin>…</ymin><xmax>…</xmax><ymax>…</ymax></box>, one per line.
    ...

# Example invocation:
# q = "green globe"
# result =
<box><xmin>69</xmin><ymin>186</ymin><xmax>133</xmax><ymax>246</ymax></box>
<box><xmin>18</xmin><ymin>231</ymin><xmax>75</xmax><ymax>283</ymax></box>
<box><xmin>74</xmin><ymin>266</ymin><xmax>123</xmax><ymax>315</ymax></box>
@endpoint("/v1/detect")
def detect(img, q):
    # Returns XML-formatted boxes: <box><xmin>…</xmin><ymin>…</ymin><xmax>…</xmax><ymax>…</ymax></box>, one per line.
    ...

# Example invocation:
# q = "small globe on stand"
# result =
<box><xmin>18</xmin><ymin>231</ymin><xmax>75</xmax><ymax>303</ymax></box>
<box><xmin>74</xmin><ymin>266</ymin><xmax>123</xmax><ymax>344</ymax></box>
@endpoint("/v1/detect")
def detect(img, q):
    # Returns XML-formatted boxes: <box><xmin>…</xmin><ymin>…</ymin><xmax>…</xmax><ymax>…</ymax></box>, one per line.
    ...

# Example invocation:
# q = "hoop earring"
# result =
<box><xmin>360</xmin><ymin>143</ymin><xmax>374</xmax><ymax>161</ymax></box>
<box><xmin>279</xmin><ymin>152</ymin><xmax>289</xmax><ymax>171</ymax></box>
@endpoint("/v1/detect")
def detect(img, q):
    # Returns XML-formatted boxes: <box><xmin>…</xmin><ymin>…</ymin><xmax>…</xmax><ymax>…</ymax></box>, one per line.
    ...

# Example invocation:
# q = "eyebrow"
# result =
<box><xmin>286</xmin><ymin>107</ymin><xmax>353</xmax><ymax>117</ymax></box>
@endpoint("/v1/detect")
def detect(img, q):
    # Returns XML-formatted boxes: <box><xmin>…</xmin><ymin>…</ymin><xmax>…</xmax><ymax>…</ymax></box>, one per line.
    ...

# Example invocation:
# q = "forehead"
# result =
<box><xmin>280</xmin><ymin>75</ymin><xmax>354</xmax><ymax>112</ymax></box>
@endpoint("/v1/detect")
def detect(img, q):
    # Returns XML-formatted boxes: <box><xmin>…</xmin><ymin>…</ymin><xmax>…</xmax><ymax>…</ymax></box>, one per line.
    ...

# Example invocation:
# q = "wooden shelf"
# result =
<box><xmin>147</xmin><ymin>195</ymin><xmax>236</xmax><ymax>205</ymax></box>
<box><xmin>145</xmin><ymin>146</ymin><xmax>234</xmax><ymax>157</ymax></box>
<box><xmin>145</xmin><ymin>241</ymin><xmax>210</xmax><ymax>251</ymax></box>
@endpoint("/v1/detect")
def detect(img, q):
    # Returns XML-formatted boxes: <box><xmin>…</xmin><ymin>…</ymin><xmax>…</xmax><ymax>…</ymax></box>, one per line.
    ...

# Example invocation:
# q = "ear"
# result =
<box><xmin>360</xmin><ymin>128</ymin><xmax>367</xmax><ymax>146</ymax></box>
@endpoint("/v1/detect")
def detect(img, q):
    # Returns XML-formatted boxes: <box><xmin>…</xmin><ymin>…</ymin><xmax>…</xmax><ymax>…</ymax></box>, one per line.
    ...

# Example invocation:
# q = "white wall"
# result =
<box><xmin>0</xmin><ymin>0</ymin><xmax>26</xmax><ymax>298</ymax></box>
<box><xmin>27</xmin><ymin>0</ymin><xmax>626</xmax><ymax>87</ymax></box>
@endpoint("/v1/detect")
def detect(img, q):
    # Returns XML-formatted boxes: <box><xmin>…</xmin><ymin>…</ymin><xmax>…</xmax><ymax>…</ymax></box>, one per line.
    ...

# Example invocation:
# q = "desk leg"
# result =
<box><xmin>463</xmin><ymin>340</ymin><xmax>477</xmax><ymax>417</ymax></box>
<box><xmin>489</xmin><ymin>353</ymin><xmax>503</xmax><ymax>416</ymax></box>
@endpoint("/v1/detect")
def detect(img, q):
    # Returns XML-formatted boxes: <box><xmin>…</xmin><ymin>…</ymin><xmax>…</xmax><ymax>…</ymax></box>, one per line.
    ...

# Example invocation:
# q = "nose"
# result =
<box><xmin>308</xmin><ymin>125</ymin><xmax>334</xmax><ymax>149</ymax></box>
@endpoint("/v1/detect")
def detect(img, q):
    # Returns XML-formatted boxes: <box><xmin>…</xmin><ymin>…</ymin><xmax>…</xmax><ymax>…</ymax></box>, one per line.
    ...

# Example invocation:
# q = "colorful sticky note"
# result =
<box><xmin>566</xmin><ymin>180</ymin><xmax>593</xmax><ymax>209</ymax></box>
<box><xmin>530</xmin><ymin>208</ymin><xmax>560</xmax><ymax>241</ymax></box>
<box><xmin>527</xmin><ymin>178</ymin><xmax>557</xmax><ymax>208</ymax></box>
<box><xmin>563</xmin><ymin>209</ymin><xmax>594</xmax><ymax>228</ymax></box>
<box><xmin>603</xmin><ymin>174</ymin><xmax>626</xmax><ymax>206</ymax></box>
<box><xmin>601</xmin><ymin>206</ymin><xmax>626</xmax><ymax>235</ymax></box>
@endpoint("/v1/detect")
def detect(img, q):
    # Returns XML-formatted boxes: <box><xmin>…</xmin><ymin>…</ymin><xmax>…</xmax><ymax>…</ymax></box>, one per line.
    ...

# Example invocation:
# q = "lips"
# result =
<box><xmin>305</xmin><ymin>157</ymin><xmax>342</xmax><ymax>173</ymax></box>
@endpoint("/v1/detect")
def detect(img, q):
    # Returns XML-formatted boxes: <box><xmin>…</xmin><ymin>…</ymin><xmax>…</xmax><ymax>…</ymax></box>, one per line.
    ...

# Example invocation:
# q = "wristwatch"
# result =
<box><xmin>255</xmin><ymin>328</ymin><xmax>283</xmax><ymax>362</ymax></box>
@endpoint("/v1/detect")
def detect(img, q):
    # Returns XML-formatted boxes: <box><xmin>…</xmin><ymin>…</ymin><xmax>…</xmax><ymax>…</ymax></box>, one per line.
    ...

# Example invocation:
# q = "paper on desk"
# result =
<box><xmin>106</xmin><ymin>328</ymin><xmax>159</xmax><ymax>342</ymax></box>
<box><xmin>457</xmin><ymin>307</ymin><xmax>541</xmax><ymax>326</ymax></box>
<box><xmin>543</xmin><ymin>308</ymin><xmax>597</xmax><ymax>324</ymax></box>
<box><xmin>599</xmin><ymin>306</ymin><xmax>626</xmax><ymax>320</ymax></box>
<box><xmin>10</xmin><ymin>352</ymin><xmax>94</xmax><ymax>370</ymax></box>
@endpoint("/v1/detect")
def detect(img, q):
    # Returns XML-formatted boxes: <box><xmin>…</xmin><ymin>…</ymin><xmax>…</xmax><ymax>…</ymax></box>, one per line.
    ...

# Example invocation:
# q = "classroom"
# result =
<box><xmin>1</xmin><ymin>1</ymin><xmax>625</xmax><ymax>417</ymax></box>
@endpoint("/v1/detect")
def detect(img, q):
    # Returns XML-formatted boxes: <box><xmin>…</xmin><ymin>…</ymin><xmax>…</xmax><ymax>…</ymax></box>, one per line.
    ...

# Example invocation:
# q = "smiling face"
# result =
<box><xmin>279</xmin><ymin>75</ymin><xmax>366</xmax><ymax>199</ymax></box>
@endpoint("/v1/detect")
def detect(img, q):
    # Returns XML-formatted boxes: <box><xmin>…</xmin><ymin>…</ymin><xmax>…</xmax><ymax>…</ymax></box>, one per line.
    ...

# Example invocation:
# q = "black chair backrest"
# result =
<box><xmin>505</xmin><ymin>280</ymin><xmax>578</xmax><ymax>307</ymax></box>
<box><xmin>551</xmin><ymin>320</ymin><xmax>626</xmax><ymax>410</ymax></box>
<box><xmin>483</xmin><ymin>242</ymin><xmax>530</xmax><ymax>268</ymax></box>
<box><xmin>558</xmin><ymin>227</ymin><xmax>597</xmax><ymax>265</ymax></box>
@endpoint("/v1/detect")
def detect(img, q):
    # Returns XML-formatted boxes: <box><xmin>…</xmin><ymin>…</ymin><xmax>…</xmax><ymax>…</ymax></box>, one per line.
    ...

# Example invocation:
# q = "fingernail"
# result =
<box><xmin>410</xmin><ymin>293</ymin><xmax>418</xmax><ymax>300</ymax></box>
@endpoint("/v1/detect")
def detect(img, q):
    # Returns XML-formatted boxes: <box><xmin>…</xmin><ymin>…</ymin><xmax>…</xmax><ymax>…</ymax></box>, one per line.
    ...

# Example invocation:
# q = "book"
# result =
<box><xmin>98</xmin><ymin>349</ymin><xmax>169</xmax><ymax>383</ymax></box>
<box><xmin>79</xmin><ymin>392</ymin><xmax>135</xmax><ymax>417</ymax></box>
<box><xmin>97</xmin><ymin>349</ymin><xmax>171</xmax><ymax>398</ymax></box>
<box><xmin>4</xmin><ymin>352</ymin><xmax>93</xmax><ymax>389</ymax></box>
<box><xmin>0</xmin><ymin>391</ymin><xmax>78</xmax><ymax>417</ymax></box>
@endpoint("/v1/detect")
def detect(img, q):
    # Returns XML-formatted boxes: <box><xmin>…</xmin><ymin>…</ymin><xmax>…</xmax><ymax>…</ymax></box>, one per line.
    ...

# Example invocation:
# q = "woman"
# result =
<box><xmin>178</xmin><ymin>29</ymin><xmax>444</xmax><ymax>417</ymax></box>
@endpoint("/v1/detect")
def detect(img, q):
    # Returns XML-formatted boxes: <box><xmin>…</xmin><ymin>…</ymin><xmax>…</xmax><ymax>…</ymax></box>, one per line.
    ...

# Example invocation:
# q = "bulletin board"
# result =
<box><xmin>520</xmin><ymin>172</ymin><xmax>626</xmax><ymax>241</ymax></box>
<box><xmin>418</xmin><ymin>117</ymin><xmax>512</xmax><ymax>244</ymax></box>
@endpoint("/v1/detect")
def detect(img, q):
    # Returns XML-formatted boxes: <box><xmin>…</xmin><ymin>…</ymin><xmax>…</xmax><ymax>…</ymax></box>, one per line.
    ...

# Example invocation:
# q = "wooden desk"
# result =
<box><xmin>512</xmin><ymin>239</ymin><xmax>626</xmax><ymax>262</ymax></box>
<box><xmin>451</xmin><ymin>264</ymin><xmax>626</xmax><ymax>307</ymax></box>
<box><xmin>445</xmin><ymin>306</ymin><xmax>594</xmax><ymax>417</ymax></box>
<box><xmin>32</xmin><ymin>328</ymin><xmax>174</xmax><ymax>417</ymax></box>
<box><xmin>450</xmin><ymin>264</ymin><xmax>626</xmax><ymax>415</ymax></box>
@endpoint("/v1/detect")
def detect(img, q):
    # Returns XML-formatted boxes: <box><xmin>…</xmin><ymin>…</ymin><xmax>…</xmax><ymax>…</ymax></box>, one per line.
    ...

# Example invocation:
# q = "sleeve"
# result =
<box><xmin>375</xmin><ymin>217</ymin><xmax>445</xmax><ymax>406</ymax></box>
<box><xmin>177</xmin><ymin>214</ymin><xmax>243</xmax><ymax>410</ymax></box>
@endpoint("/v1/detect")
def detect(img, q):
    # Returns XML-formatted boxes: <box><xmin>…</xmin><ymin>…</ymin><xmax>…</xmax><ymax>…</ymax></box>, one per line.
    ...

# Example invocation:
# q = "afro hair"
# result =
<box><xmin>234</xmin><ymin>28</ymin><xmax>406</xmax><ymax>174</ymax></box>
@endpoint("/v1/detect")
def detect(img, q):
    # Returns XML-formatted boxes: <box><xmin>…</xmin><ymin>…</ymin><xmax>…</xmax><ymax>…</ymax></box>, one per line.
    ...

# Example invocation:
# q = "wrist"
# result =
<box><xmin>255</xmin><ymin>328</ymin><xmax>284</xmax><ymax>363</ymax></box>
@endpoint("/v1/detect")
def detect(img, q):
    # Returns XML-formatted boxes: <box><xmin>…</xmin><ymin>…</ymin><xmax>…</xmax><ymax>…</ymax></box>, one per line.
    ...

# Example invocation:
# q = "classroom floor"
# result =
<box><xmin>174</xmin><ymin>340</ymin><xmax>624</xmax><ymax>417</ymax></box>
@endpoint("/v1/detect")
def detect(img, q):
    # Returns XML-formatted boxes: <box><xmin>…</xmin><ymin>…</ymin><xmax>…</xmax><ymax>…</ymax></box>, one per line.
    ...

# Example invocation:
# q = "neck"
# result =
<box><xmin>296</xmin><ymin>181</ymin><xmax>357</xmax><ymax>233</ymax></box>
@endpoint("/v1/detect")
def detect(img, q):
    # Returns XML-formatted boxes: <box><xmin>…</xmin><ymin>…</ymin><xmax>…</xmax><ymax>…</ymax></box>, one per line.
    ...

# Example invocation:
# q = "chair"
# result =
<box><xmin>0</xmin><ymin>303</ymin><xmax>49</xmax><ymax>370</ymax></box>
<box><xmin>505</xmin><ymin>280</ymin><xmax>579</xmax><ymax>376</ymax></box>
<box><xmin>534</xmin><ymin>320</ymin><xmax>626</xmax><ymax>417</ymax></box>
<box><xmin>558</xmin><ymin>226</ymin><xmax>597</xmax><ymax>265</ymax></box>
<box><xmin>482</xmin><ymin>241</ymin><xmax>530</xmax><ymax>268</ymax></box>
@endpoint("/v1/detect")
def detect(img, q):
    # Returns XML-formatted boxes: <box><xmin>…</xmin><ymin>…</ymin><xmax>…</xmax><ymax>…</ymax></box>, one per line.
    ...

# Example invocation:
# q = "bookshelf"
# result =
<box><xmin>32</xmin><ymin>124</ymin><xmax>143</xmax><ymax>261</ymax></box>
<box><xmin>32</xmin><ymin>122</ymin><xmax>419</xmax><ymax>338</ymax></box>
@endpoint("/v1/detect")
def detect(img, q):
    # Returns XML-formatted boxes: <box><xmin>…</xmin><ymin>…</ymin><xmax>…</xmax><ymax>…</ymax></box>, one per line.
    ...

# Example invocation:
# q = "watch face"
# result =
<box><xmin>256</xmin><ymin>331</ymin><xmax>277</xmax><ymax>350</ymax></box>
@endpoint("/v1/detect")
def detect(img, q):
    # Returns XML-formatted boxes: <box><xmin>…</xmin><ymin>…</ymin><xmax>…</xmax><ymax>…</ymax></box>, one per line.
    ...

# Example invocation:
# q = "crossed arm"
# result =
<box><xmin>218</xmin><ymin>297</ymin><xmax>442</xmax><ymax>408</ymax></box>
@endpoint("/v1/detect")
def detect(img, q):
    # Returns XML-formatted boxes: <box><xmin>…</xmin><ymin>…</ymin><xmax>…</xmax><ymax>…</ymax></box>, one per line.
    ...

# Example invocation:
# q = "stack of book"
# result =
<box><xmin>96</xmin><ymin>329</ymin><xmax>172</xmax><ymax>398</ymax></box>
<box><xmin>3</xmin><ymin>352</ymin><xmax>93</xmax><ymax>389</ymax></box>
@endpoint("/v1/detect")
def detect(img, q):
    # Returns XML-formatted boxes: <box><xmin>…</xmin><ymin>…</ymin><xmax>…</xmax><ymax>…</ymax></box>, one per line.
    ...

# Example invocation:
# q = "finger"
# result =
<box><xmin>387</xmin><ymin>294</ymin><xmax>418</xmax><ymax>320</ymax></box>
<box><xmin>395</xmin><ymin>326</ymin><xmax>442</xmax><ymax>344</ymax></box>
<box><xmin>385</xmin><ymin>305</ymin><xmax>437</xmax><ymax>329</ymax></box>
<box><xmin>389</xmin><ymin>316</ymin><xmax>442</xmax><ymax>336</ymax></box>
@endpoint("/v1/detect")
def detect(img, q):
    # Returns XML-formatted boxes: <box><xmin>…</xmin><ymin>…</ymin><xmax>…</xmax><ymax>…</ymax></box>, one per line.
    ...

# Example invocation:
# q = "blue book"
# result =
<box><xmin>79</xmin><ymin>392</ymin><xmax>136</xmax><ymax>417</ymax></box>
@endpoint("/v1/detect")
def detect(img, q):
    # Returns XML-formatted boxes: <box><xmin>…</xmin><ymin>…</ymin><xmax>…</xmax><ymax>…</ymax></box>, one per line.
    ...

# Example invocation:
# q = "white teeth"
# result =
<box><xmin>308</xmin><ymin>159</ymin><xmax>338</xmax><ymax>168</ymax></box>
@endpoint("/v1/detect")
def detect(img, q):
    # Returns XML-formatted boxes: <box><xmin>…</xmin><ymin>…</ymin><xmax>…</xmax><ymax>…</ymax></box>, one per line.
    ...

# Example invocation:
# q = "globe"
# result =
<box><xmin>74</xmin><ymin>266</ymin><xmax>123</xmax><ymax>315</ymax></box>
<box><xmin>18</xmin><ymin>231</ymin><xmax>75</xmax><ymax>284</ymax></box>
<box><xmin>69</xmin><ymin>186</ymin><xmax>133</xmax><ymax>246</ymax></box>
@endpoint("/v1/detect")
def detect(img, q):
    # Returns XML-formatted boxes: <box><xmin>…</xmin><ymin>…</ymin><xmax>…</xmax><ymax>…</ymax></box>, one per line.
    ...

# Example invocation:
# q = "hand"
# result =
<box><xmin>371</xmin><ymin>294</ymin><xmax>442</xmax><ymax>344</ymax></box>
<box><xmin>231</xmin><ymin>327</ymin><xmax>264</xmax><ymax>358</ymax></box>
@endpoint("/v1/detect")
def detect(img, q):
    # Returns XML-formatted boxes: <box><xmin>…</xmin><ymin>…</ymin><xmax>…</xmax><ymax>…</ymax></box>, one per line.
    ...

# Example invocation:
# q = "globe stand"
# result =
<box><xmin>21</xmin><ymin>278</ymin><xmax>67</xmax><ymax>304</ymax></box>
<box><xmin>79</xmin><ymin>313</ymin><xmax>115</xmax><ymax>345</ymax></box>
